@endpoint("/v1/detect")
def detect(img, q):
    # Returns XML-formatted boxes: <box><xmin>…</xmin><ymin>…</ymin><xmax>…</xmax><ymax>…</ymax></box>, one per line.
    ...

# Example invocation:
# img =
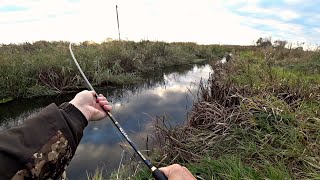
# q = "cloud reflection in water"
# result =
<box><xmin>68</xmin><ymin>64</ymin><xmax>211</xmax><ymax>179</ymax></box>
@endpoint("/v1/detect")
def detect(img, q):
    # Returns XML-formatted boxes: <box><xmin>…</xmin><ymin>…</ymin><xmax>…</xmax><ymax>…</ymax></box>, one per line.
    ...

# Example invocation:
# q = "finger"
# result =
<box><xmin>158</xmin><ymin>167</ymin><xmax>170</xmax><ymax>177</ymax></box>
<box><xmin>96</xmin><ymin>96</ymin><xmax>107</xmax><ymax>105</ymax></box>
<box><xmin>98</xmin><ymin>100</ymin><xmax>109</xmax><ymax>106</ymax></box>
<box><xmin>86</xmin><ymin>91</ymin><xmax>98</xmax><ymax>102</ymax></box>
<box><xmin>99</xmin><ymin>101</ymin><xmax>112</xmax><ymax>111</ymax></box>
<box><xmin>88</xmin><ymin>90</ymin><xmax>96</xmax><ymax>96</ymax></box>
<box><xmin>97</xmin><ymin>96</ymin><xmax>107</xmax><ymax>102</ymax></box>
<box><xmin>103</xmin><ymin>105</ymin><xmax>112</xmax><ymax>111</ymax></box>
<box><xmin>159</xmin><ymin>164</ymin><xmax>180</xmax><ymax>177</ymax></box>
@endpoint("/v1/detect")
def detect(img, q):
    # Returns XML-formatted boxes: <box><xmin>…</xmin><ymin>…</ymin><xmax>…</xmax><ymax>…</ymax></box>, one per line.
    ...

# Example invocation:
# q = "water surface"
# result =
<box><xmin>0</xmin><ymin>64</ymin><xmax>211</xmax><ymax>179</ymax></box>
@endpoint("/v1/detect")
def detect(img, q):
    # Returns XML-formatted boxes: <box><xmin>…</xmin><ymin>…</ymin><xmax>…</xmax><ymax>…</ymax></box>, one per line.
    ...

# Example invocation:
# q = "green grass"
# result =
<box><xmin>87</xmin><ymin>168</ymin><xmax>107</xmax><ymax>180</ymax></box>
<box><xmin>0</xmin><ymin>41</ymin><xmax>229</xmax><ymax>99</ymax></box>
<box><xmin>5</xmin><ymin>41</ymin><xmax>317</xmax><ymax>179</ymax></box>
<box><xmin>0</xmin><ymin>97</ymin><xmax>13</xmax><ymax>104</ymax></box>
<box><xmin>117</xmin><ymin>47</ymin><xmax>320</xmax><ymax>179</ymax></box>
<box><xmin>189</xmin><ymin>156</ymin><xmax>262</xmax><ymax>180</ymax></box>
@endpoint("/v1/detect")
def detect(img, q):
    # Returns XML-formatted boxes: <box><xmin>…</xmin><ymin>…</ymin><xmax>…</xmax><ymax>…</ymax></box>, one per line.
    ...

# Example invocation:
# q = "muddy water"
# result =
<box><xmin>0</xmin><ymin>64</ymin><xmax>212</xmax><ymax>179</ymax></box>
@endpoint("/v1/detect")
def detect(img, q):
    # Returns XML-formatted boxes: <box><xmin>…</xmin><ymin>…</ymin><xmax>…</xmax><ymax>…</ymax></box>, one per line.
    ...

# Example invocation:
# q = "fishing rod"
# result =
<box><xmin>116</xmin><ymin>4</ymin><xmax>121</xmax><ymax>40</ymax></box>
<box><xmin>69</xmin><ymin>43</ymin><xmax>167</xmax><ymax>180</ymax></box>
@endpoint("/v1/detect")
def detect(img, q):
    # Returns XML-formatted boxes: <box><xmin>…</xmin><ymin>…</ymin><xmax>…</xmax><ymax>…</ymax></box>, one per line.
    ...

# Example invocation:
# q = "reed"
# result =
<box><xmin>0</xmin><ymin>40</ymin><xmax>231</xmax><ymax>100</ymax></box>
<box><xmin>135</xmin><ymin>48</ymin><xmax>320</xmax><ymax>179</ymax></box>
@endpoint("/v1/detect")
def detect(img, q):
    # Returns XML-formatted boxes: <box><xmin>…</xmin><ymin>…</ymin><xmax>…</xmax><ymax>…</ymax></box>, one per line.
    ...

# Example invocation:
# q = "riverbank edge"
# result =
<box><xmin>0</xmin><ymin>59</ymin><xmax>208</xmax><ymax>104</ymax></box>
<box><xmin>1</xmin><ymin>41</ymin><xmax>221</xmax><ymax>101</ymax></box>
<box><xmin>107</xmin><ymin>48</ymin><xmax>320</xmax><ymax>179</ymax></box>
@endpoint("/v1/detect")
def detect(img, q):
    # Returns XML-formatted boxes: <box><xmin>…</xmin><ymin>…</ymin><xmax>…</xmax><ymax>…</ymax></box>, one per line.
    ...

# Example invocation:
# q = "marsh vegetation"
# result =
<box><xmin>0</xmin><ymin>41</ymin><xmax>230</xmax><ymax>100</ymax></box>
<box><xmin>1</xmin><ymin>40</ymin><xmax>319</xmax><ymax>179</ymax></box>
<box><xmin>106</xmin><ymin>45</ymin><xmax>320</xmax><ymax>180</ymax></box>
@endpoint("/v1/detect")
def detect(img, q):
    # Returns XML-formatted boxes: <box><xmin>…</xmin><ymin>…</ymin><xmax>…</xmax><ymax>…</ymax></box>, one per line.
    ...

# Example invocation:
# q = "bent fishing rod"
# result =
<box><xmin>69</xmin><ymin>43</ymin><xmax>167</xmax><ymax>180</ymax></box>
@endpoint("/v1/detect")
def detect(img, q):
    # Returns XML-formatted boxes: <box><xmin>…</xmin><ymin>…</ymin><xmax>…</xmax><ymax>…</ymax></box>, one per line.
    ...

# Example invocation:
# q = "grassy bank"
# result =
<box><xmin>112</xmin><ymin>47</ymin><xmax>320</xmax><ymax>179</ymax></box>
<box><xmin>0</xmin><ymin>41</ymin><xmax>232</xmax><ymax>100</ymax></box>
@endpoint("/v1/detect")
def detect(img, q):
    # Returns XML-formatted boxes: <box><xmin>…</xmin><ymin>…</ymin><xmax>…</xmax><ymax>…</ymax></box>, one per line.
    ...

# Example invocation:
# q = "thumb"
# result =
<box><xmin>159</xmin><ymin>167</ymin><xmax>170</xmax><ymax>177</ymax></box>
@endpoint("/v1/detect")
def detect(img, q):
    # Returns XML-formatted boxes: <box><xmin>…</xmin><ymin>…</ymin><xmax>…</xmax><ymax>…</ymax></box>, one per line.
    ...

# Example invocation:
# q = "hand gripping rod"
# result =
<box><xmin>69</xmin><ymin>43</ymin><xmax>167</xmax><ymax>180</ymax></box>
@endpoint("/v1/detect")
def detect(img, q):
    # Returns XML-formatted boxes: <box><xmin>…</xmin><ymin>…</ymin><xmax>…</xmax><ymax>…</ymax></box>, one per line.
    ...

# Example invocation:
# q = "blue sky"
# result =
<box><xmin>0</xmin><ymin>0</ymin><xmax>319</xmax><ymax>47</ymax></box>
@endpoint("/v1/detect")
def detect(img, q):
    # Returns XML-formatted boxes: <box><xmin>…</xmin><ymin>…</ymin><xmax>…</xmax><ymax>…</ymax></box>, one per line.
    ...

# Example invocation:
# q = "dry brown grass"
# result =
<box><xmin>150</xmin><ymin>55</ymin><xmax>320</xmax><ymax>179</ymax></box>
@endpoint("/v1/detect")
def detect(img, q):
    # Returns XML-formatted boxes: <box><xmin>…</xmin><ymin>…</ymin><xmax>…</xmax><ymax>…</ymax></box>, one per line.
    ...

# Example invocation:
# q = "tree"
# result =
<box><xmin>256</xmin><ymin>37</ymin><xmax>272</xmax><ymax>47</ymax></box>
<box><xmin>274</xmin><ymin>40</ymin><xmax>288</xmax><ymax>48</ymax></box>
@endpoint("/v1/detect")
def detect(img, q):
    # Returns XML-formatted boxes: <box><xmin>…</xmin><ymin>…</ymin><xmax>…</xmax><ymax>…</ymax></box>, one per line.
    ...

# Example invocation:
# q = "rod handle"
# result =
<box><xmin>152</xmin><ymin>168</ymin><xmax>168</xmax><ymax>180</ymax></box>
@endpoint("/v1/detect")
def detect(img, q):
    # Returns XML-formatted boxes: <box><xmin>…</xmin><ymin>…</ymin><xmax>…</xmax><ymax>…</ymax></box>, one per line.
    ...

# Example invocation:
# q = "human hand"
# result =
<box><xmin>69</xmin><ymin>90</ymin><xmax>112</xmax><ymax>121</ymax></box>
<box><xmin>159</xmin><ymin>164</ymin><xmax>196</xmax><ymax>180</ymax></box>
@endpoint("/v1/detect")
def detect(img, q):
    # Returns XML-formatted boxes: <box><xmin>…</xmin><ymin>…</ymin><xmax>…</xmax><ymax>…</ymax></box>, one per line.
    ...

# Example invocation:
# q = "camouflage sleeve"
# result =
<box><xmin>0</xmin><ymin>103</ymin><xmax>88</xmax><ymax>180</ymax></box>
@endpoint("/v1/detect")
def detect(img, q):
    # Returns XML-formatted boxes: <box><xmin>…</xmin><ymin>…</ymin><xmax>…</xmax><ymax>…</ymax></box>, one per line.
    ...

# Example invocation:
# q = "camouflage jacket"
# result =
<box><xmin>0</xmin><ymin>103</ymin><xmax>88</xmax><ymax>180</ymax></box>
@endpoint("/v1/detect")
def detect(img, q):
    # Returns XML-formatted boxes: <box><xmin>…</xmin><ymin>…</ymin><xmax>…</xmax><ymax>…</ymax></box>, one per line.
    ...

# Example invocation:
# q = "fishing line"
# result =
<box><xmin>69</xmin><ymin>43</ymin><xmax>167</xmax><ymax>180</ymax></box>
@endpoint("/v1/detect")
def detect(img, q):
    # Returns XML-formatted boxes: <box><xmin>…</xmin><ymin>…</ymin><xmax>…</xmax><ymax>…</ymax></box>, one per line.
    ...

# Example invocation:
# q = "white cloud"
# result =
<box><xmin>225</xmin><ymin>0</ymin><xmax>260</xmax><ymax>6</ymax></box>
<box><xmin>0</xmin><ymin>0</ymin><xmax>318</xmax><ymax>45</ymax></box>
<box><xmin>283</xmin><ymin>0</ymin><xmax>304</xmax><ymax>5</ymax></box>
<box><xmin>0</xmin><ymin>0</ymin><xmax>265</xmax><ymax>45</ymax></box>
<box><xmin>0</xmin><ymin>0</ymin><xmax>119</xmax><ymax>43</ymax></box>
<box><xmin>243</xmin><ymin>17</ymin><xmax>307</xmax><ymax>42</ymax></box>
<box><xmin>279</xmin><ymin>10</ymin><xmax>300</xmax><ymax>21</ymax></box>
<box><xmin>314</xmin><ymin>28</ymin><xmax>320</xmax><ymax>33</ymax></box>
<box><xmin>237</xmin><ymin>4</ymin><xmax>300</xmax><ymax>21</ymax></box>
<box><xmin>247</xmin><ymin>17</ymin><xmax>303</xmax><ymax>32</ymax></box>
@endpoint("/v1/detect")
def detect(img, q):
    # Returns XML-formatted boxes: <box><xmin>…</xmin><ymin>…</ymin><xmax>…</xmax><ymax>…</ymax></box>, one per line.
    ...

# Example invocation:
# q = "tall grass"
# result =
<box><xmin>0</xmin><ymin>40</ymin><xmax>231</xmax><ymax>99</ymax></box>
<box><xmin>129</xmin><ymin>48</ymin><xmax>320</xmax><ymax>179</ymax></box>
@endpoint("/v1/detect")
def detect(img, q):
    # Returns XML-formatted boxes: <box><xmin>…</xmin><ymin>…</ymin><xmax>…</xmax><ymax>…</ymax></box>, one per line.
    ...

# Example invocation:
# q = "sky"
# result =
<box><xmin>0</xmin><ymin>0</ymin><xmax>319</xmax><ymax>46</ymax></box>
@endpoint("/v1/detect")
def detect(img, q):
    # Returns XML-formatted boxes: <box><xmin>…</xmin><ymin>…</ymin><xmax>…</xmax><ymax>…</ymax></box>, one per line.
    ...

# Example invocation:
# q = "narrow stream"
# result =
<box><xmin>0</xmin><ymin>64</ymin><xmax>212</xmax><ymax>179</ymax></box>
